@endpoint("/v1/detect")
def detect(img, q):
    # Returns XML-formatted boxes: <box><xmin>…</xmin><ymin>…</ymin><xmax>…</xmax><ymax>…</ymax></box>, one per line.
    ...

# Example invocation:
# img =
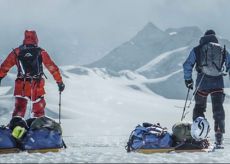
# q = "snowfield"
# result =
<box><xmin>0</xmin><ymin>66</ymin><xmax>229</xmax><ymax>163</ymax></box>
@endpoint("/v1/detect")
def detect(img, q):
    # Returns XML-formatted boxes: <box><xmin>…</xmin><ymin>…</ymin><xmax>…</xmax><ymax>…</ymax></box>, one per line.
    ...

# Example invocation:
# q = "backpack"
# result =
<box><xmin>29</xmin><ymin>116</ymin><xmax>62</xmax><ymax>134</ymax></box>
<box><xmin>15</xmin><ymin>46</ymin><xmax>44</xmax><ymax>79</ymax></box>
<box><xmin>172</xmin><ymin>122</ymin><xmax>211</xmax><ymax>149</ymax></box>
<box><xmin>125</xmin><ymin>123</ymin><xmax>173</xmax><ymax>152</ymax></box>
<box><xmin>21</xmin><ymin>116</ymin><xmax>64</xmax><ymax>150</ymax></box>
<box><xmin>195</xmin><ymin>42</ymin><xmax>226</xmax><ymax>76</ymax></box>
<box><xmin>172</xmin><ymin>122</ymin><xmax>193</xmax><ymax>143</ymax></box>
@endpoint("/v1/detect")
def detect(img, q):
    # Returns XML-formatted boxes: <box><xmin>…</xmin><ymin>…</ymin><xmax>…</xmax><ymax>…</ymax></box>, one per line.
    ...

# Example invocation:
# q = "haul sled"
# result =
<box><xmin>0</xmin><ymin>116</ymin><xmax>66</xmax><ymax>154</ymax></box>
<box><xmin>135</xmin><ymin>141</ymin><xmax>215</xmax><ymax>154</ymax></box>
<box><xmin>125</xmin><ymin>118</ymin><xmax>216</xmax><ymax>154</ymax></box>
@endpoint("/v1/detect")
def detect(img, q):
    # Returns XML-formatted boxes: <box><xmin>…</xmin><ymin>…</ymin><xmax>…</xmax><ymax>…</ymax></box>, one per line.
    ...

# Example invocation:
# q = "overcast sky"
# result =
<box><xmin>0</xmin><ymin>0</ymin><xmax>230</xmax><ymax>65</ymax></box>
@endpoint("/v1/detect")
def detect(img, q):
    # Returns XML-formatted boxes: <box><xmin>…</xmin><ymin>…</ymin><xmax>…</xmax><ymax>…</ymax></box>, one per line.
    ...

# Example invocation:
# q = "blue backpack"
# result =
<box><xmin>0</xmin><ymin>126</ymin><xmax>17</xmax><ymax>149</ymax></box>
<box><xmin>21</xmin><ymin>116</ymin><xmax>64</xmax><ymax>150</ymax></box>
<box><xmin>126</xmin><ymin>123</ymin><xmax>173</xmax><ymax>152</ymax></box>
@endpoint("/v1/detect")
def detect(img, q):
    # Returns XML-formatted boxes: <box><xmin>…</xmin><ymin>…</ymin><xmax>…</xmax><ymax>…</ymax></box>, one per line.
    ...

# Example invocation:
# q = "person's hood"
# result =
<box><xmin>199</xmin><ymin>34</ymin><xmax>218</xmax><ymax>46</ymax></box>
<box><xmin>23</xmin><ymin>30</ymin><xmax>38</xmax><ymax>46</ymax></box>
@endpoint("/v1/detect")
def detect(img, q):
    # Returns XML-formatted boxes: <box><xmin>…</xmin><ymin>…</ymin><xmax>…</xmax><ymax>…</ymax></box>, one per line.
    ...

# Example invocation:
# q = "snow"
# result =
<box><xmin>0</xmin><ymin>67</ymin><xmax>229</xmax><ymax>163</ymax></box>
<box><xmin>169</xmin><ymin>32</ymin><xmax>177</xmax><ymax>35</ymax></box>
<box><xmin>0</xmin><ymin>86</ymin><xmax>11</xmax><ymax>96</ymax></box>
<box><xmin>143</xmin><ymin>69</ymin><xmax>183</xmax><ymax>83</ymax></box>
<box><xmin>136</xmin><ymin>46</ymin><xmax>188</xmax><ymax>73</ymax></box>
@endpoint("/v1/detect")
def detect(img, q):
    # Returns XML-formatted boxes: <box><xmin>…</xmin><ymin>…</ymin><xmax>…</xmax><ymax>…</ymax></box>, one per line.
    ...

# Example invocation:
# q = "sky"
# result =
<box><xmin>0</xmin><ymin>0</ymin><xmax>230</xmax><ymax>65</ymax></box>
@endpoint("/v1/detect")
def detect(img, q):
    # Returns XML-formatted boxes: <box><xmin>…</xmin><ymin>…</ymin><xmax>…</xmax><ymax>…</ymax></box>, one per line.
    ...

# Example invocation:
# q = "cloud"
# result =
<box><xmin>0</xmin><ymin>0</ymin><xmax>230</xmax><ymax>65</ymax></box>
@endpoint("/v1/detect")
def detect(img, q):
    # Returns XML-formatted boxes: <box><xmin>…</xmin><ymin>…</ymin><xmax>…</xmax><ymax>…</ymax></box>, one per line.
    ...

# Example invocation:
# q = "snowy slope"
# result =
<box><xmin>136</xmin><ymin>46</ymin><xmax>188</xmax><ymax>73</ymax></box>
<box><xmin>0</xmin><ymin>66</ymin><xmax>229</xmax><ymax>163</ymax></box>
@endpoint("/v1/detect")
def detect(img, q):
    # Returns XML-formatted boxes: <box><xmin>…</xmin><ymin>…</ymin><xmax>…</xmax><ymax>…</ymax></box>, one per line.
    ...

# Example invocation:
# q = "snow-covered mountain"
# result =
<box><xmin>86</xmin><ymin>22</ymin><xmax>230</xmax><ymax>99</ymax></box>
<box><xmin>87</xmin><ymin>22</ymin><xmax>202</xmax><ymax>71</ymax></box>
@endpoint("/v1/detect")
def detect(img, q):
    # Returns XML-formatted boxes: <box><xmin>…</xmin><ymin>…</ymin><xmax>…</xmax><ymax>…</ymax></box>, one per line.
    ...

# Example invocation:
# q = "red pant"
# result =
<box><xmin>12</xmin><ymin>97</ymin><xmax>46</xmax><ymax>117</ymax></box>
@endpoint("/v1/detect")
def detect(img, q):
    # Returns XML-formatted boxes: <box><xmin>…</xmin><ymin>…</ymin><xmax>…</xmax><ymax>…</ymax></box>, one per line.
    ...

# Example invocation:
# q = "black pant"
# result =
<box><xmin>193</xmin><ymin>90</ymin><xmax>225</xmax><ymax>133</ymax></box>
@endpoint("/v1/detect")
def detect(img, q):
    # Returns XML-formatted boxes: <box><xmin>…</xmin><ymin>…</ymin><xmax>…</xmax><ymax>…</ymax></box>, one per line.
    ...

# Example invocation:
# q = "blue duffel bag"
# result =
<box><xmin>21</xmin><ymin>116</ymin><xmax>64</xmax><ymax>150</ymax></box>
<box><xmin>0</xmin><ymin>126</ymin><xmax>17</xmax><ymax>149</ymax></box>
<box><xmin>126</xmin><ymin>122</ymin><xmax>173</xmax><ymax>152</ymax></box>
<box><xmin>21</xmin><ymin>128</ymin><xmax>63</xmax><ymax>150</ymax></box>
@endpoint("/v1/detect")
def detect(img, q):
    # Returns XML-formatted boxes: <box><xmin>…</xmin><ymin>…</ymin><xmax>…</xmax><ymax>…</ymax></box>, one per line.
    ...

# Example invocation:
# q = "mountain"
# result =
<box><xmin>86</xmin><ymin>22</ymin><xmax>202</xmax><ymax>72</ymax></box>
<box><xmin>85</xmin><ymin>22</ymin><xmax>230</xmax><ymax>99</ymax></box>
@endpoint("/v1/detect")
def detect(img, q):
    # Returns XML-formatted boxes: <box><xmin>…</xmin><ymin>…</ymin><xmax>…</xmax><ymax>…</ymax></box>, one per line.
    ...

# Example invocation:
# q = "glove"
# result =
<box><xmin>185</xmin><ymin>79</ymin><xmax>193</xmax><ymax>90</ymax></box>
<box><xmin>57</xmin><ymin>82</ymin><xmax>65</xmax><ymax>92</ymax></box>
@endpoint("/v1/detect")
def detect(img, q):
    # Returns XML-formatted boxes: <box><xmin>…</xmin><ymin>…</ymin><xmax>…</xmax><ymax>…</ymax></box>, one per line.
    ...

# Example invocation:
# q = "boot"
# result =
<box><xmin>215</xmin><ymin>132</ymin><xmax>224</xmax><ymax>149</ymax></box>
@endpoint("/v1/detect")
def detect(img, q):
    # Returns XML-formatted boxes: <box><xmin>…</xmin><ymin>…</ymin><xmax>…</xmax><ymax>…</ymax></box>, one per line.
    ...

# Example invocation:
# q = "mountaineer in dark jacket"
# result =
<box><xmin>183</xmin><ymin>29</ymin><xmax>230</xmax><ymax>148</ymax></box>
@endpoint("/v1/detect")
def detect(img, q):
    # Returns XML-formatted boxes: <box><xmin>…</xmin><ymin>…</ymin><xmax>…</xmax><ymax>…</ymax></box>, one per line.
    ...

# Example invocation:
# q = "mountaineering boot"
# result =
<box><xmin>215</xmin><ymin>132</ymin><xmax>224</xmax><ymax>149</ymax></box>
<box><xmin>214</xmin><ymin>119</ymin><xmax>225</xmax><ymax>149</ymax></box>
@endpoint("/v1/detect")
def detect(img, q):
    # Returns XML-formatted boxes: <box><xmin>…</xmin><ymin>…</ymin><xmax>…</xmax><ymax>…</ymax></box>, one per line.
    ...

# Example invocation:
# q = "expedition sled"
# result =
<box><xmin>0</xmin><ymin>116</ymin><xmax>66</xmax><ymax>154</ymax></box>
<box><xmin>126</xmin><ymin>121</ymin><xmax>215</xmax><ymax>154</ymax></box>
<box><xmin>136</xmin><ymin>143</ymin><xmax>215</xmax><ymax>154</ymax></box>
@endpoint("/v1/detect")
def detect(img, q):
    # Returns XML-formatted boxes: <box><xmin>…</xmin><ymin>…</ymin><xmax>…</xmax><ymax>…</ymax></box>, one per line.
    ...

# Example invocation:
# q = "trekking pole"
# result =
<box><xmin>59</xmin><ymin>91</ymin><xmax>61</xmax><ymax>125</ymax></box>
<box><xmin>58</xmin><ymin>91</ymin><xmax>67</xmax><ymax>149</ymax></box>
<box><xmin>181</xmin><ymin>88</ymin><xmax>191</xmax><ymax>121</ymax></box>
<box><xmin>181</xmin><ymin>74</ymin><xmax>205</xmax><ymax>121</ymax></box>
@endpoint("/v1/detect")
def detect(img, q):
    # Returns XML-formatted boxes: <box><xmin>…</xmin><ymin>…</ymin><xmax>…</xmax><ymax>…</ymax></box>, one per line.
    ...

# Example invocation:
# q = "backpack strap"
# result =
<box><xmin>223</xmin><ymin>45</ymin><xmax>226</xmax><ymax>67</ymax></box>
<box><xmin>12</xmin><ymin>48</ymin><xmax>27</xmax><ymax>96</ymax></box>
<box><xmin>194</xmin><ymin>45</ymin><xmax>202</xmax><ymax>73</ymax></box>
<box><xmin>146</xmin><ymin>123</ymin><xmax>167</xmax><ymax>137</ymax></box>
<box><xmin>13</xmin><ymin>47</ymin><xmax>27</xmax><ymax>78</ymax></box>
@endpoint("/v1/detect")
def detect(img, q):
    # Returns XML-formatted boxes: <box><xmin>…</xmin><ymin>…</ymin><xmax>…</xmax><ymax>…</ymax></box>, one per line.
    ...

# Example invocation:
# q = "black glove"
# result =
<box><xmin>57</xmin><ymin>82</ymin><xmax>65</xmax><ymax>92</ymax></box>
<box><xmin>185</xmin><ymin>79</ymin><xmax>193</xmax><ymax>90</ymax></box>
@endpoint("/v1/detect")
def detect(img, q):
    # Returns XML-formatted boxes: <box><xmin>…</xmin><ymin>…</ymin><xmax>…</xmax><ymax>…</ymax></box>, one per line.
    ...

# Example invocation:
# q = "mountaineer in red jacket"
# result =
<box><xmin>0</xmin><ymin>30</ymin><xmax>65</xmax><ymax>118</ymax></box>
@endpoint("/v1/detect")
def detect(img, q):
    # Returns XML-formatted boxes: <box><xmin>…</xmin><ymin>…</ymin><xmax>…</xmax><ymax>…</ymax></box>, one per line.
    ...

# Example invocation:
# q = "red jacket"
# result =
<box><xmin>0</xmin><ymin>47</ymin><xmax>63</xmax><ymax>100</ymax></box>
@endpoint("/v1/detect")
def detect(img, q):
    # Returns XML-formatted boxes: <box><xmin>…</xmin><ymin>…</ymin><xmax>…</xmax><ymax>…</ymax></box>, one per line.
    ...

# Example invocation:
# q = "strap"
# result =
<box><xmin>197</xmin><ymin>89</ymin><xmax>223</xmax><ymax>97</ymax></box>
<box><xmin>194</xmin><ymin>46</ymin><xmax>202</xmax><ymax>73</ymax></box>
<box><xmin>210</xmin><ymin>89</ymin><xmax>224</xmax><ymax>95</ymax></box>
<box><xmin>197</xmin><ymin>90</ymin><xmax>209</xmax><ymax>97</ymax></box>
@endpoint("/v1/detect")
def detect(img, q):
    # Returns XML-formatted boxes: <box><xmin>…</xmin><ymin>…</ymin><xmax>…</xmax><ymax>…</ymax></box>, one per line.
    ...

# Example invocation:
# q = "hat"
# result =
<box><xmin>23</xmin><ymin>30</ymin><xmax>38</xmax><ymax>46</ymax></box>
<box><xmin>204</xmin><ymin>29</ymin><xmax>216</xmax><ymax>36</ymax></box>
